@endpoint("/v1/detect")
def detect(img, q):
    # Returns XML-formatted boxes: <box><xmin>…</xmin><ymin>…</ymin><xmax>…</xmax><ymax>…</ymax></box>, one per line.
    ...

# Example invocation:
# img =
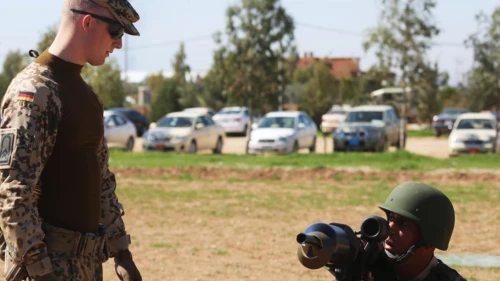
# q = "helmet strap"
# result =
<box><xmin>385</xmin><ymin>240</ymin><xmax>425</xmax><ymax>264</ymax></box>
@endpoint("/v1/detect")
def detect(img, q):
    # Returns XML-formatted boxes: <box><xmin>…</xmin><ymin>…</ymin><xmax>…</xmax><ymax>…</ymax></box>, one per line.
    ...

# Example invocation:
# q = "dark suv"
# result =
<box><xmin>431</xmin><ymin>108</ymin><xmax>470</xmax><ymax>137</ymax></box>
<box><xmin>108</xmin><ymin>107</ymin><xmax>149</xmax><ymax>136</ymax></box>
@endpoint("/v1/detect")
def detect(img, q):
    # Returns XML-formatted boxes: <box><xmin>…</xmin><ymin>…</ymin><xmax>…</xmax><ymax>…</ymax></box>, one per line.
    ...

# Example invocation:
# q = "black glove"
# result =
<box><xmin>114</xmin><ymin>250</ymin><xmax>142</xmax><ymax>281</ymax></box>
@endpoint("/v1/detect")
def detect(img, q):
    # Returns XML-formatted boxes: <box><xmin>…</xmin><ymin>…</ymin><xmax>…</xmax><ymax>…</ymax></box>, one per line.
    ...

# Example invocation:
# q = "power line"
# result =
<box><xmin>295</xmin><ymin>21</ymin><xmax>465</xmax><ymax>47</ymax></box>
<box><xmin>128</xmin><ymin>34</ymin><xmax>214</xmax><ymax>50</ymax></box>
<box><xmin>295</xmin><ymin>21</ymin><xmax>364</xmax><ymax>37</ymax></box>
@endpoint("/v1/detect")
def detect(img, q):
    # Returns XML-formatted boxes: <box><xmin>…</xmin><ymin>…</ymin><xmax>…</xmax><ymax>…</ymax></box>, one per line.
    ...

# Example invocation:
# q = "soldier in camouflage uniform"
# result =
<box><xmin>368</xmin><ymin>182</ymin><xmax>466</xmax><ymax>281</ymax></box>
<box><xmin>0</xmin><ymin>0</ymin><xmax>142</xmax><ymax>280</ymax></box>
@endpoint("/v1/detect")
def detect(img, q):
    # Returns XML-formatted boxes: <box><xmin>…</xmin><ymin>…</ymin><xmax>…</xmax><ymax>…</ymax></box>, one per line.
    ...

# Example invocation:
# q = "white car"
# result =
<box><xmin>104</xmin><ymin>110</ymin><xmax>137</xmax><ymax>151</ymax></box>
<box><xmin>248</xmin><ymin>111</ymin><xmax>317</xmax><ymax>154</ymax></box>
<box><xmin>448</xmin><ymin>112</ymin><xmax>499</xmax><ymax>156</ymax></box>
<box><xmin>212</xmin><ymin>106</ymin><xmax>253</xmax><ymax>136</ymax></box>
<box><xmin>320</xmin><ymin>105</ymin><xmax>351</xmax><ymax>134</ymax></box>
<box><xmin>142</xmin><ymin>111</ymin><xmax>225</xmax><ymax>154</ymax></box>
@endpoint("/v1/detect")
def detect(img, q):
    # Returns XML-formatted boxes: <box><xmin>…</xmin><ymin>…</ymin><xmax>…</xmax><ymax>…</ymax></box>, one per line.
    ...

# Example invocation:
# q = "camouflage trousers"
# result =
<box><xmin>36</xmin><ymin>252</ymin><xmax>102</xmax><ymax>281</ymax></box>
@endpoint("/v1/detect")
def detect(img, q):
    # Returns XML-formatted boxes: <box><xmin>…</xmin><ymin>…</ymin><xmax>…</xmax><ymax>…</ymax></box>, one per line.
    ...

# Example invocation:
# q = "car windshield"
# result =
<box><xmin>156</xmin><ymin>117</ymin><xmax>193</xmax><ymax>128</ymax></box>
<box><xmin>456</xmin><ymin>119</ymin><xmax>495</xmax><ymax>130</ymax></box>
<box><xmin>218</xmin><ymin>109</ymin><xmax>242</xmax><ymax>115</ymax></box>
<box><xmin>258</xmin><ymin>116</ymin><xmax>295</xmax><ymax>129</ymax></box>
<box><xmin>345</xmin><ymin>111</ymin><xmax>383</xmax><ymax>122</ymax></box>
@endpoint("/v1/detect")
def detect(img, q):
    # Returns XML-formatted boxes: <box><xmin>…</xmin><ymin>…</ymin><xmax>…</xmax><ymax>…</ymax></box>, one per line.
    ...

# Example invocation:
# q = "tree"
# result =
<box><xmin>0</xmin><ymin>50</ymin><xmax>29</xmax><ymax>100</ymax></box>
<box><xmin>145</xmin><ymin>71</ymin><xmax>166</xmax><ymax>102</ymax></box>
<box><xmin>416</xmin><ymin>62</ymin><xmax>448</xmax><ymax>124</ymax></box>
<box><xmin>37</xmin><ymin>24</ymin><xmax>58</xmax><ymax>52</ymax></box>
<box><xmin>82</xmin><ymin>58</ymin><xmax>125</xmax><ymax>109</ymax></box>
<box><xmin>364</xmin><ymin>0</ymin><xmax>440</xmax><ymax>120</ymax></box>
<box><xmin>172</xmin><ymin>43</ymin><xmax>190</xmax><ymax>85</ymax></box>
<box><xmin>215</xmin><ymin>0</ymin><xmax>295</xmax><ymax>149</ymax></box>
<box><xmin>150</xmin><ymin>78</ymin><xmax>181</xmax><ymax>122</ymax></box>
<box><xmin>465</xmin><ymin>7</ymin><xmax>500</xmax><ymax>112</ymax></box>
<box><xmin>299</xmin><ymin>60</ymin><xmax>335</xmax><ymax>125</ymax></box>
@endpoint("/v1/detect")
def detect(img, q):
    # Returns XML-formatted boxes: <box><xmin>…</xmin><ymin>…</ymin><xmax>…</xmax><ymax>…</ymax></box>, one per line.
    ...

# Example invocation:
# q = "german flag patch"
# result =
<box><xmin>18</xmin><ymin>91</ymin><xmax>35</xmax><ymax>102</ymax></box>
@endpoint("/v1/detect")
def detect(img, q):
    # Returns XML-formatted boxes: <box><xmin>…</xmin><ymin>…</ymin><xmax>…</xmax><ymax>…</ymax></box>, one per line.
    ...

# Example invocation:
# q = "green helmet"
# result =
<box><xmin>379</xmin><ymin>182</ymin><xmax>455</xmax><ymax>250</ymax></box>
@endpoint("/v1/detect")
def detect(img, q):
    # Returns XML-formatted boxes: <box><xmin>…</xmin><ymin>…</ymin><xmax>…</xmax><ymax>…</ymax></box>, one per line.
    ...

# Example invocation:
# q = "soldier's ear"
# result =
<box><xmin>81</xmin><ymin>15</ymin><xmax>93</xmax><ymax>32</ymax></box>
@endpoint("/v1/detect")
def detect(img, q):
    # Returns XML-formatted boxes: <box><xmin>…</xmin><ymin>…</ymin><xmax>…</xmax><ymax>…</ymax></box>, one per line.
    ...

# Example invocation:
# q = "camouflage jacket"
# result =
<box><xmin>0</xmin><ymin>54</ymin><xmax>129</xmax><ymax>268</ymax></box>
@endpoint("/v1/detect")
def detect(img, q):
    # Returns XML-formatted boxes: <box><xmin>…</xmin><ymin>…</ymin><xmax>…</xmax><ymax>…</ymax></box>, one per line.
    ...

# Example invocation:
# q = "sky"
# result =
<box><xmin>1</xmin><ymin>0</ymin><xmax>499</xmax><ymax>85</ymax></box>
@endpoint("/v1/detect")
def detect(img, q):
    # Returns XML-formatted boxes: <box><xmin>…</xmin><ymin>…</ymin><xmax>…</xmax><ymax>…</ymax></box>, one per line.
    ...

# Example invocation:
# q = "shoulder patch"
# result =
<box><xmin>17</xmin><ymin>91</ymin><xmax>35</xmax><ymax>103</ymax></box>
<box><xmin>0</xmin><ymin>129</ymin><xmax>17</xmax><ymax>168</ymax></box>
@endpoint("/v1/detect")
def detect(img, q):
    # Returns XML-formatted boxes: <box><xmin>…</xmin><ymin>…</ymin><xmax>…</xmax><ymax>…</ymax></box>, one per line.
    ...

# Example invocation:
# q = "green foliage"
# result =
<box><xmin>214</xmin><ymin>0</ymin><xmax>295</xmax><ymax>115</ymax></box>
<box><xmin>416</xmin><ymin>62</ymin><xmax>448</xmax><ymax>124</ymax></box>
<box><xmin>2</xmin><ymin>49</ymin><xmax>27</xmax><ymax>81</ymax></box>
<box><xmin>172</xmin><ymin>43</ymin><xmax>190</xmax><ymax>85</ymax></box>
<box><xmin>364</xmin><ymin>0</ymin><xmax>441</xmax><ymax>121</ymax></box>
<box><xmin>150</xmin><ymin>78</ymin><xmax>181</xmax><ymax>122</ymax></box>
<box><xmin>0</xmin><ymin>50</ymin><xmax>29</xmax><ymax>100</ymax></box>
<box><xmin>37</xmin><ymin>24</ymin><xmax>57</xmax><ymax>52</ymax></box>
<box><xmin>82</xmin><ymin>58</ymin><xmax>125</xmax><ymax>109</ymax></box>
<box><xmin>465</xmin><ymin>7</ymin><xmax>500</xmax><ymax>112</ymax></box>
<box><xmin>298</xmin><ymin>60</ymin><xmax>335</xmax><ymax>125</ymax></box>
<box><xmin>145</xmin><ymin>71</ymin><xmax>165</xmax><ymax>102</ymax></box>
<box><xmin>108</xmin><ymin>149</ymin><xmax>500</xmax><ymax>172</ymax></box>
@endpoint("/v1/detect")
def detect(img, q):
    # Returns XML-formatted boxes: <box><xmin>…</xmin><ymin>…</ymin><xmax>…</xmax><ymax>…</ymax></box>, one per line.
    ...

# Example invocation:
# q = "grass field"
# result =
<box><xmin>109</xmin><ymin>149</ymin><xmax>500</xmax><ymax>171</ymax></box>
<box><xmin>102</xmin><ymin>151</ymin><xmax>500</xmax><ymax>281</ymax></box>
<box><xmin>406</xmin><ymin>128</ymin><xmax>436</xmax><ymax>138</ymax></box>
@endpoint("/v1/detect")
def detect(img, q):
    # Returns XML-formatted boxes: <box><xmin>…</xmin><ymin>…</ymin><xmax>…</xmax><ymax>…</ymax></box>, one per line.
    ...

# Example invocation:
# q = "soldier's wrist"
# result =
<box><xmin>114</xmin><ymin>249</ymin><xmax>133</xmax><ymax>263</ymax></box>
<box><xmin>107</xmin><ymin>234</ymin><xmax>131</xmax><ymax>257</ymax></box>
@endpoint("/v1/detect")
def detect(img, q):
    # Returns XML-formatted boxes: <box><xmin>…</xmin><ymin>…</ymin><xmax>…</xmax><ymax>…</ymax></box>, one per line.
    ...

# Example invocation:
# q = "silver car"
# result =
<box><xmin>143</xmin><ymin>111</ymin><xmax>225</xmax><ymax>154</ymax></box>
<box><xmin>104</xmin><ymin>110</ymin><xmax>137</xmax><ymax>151</ymax></box>
<box><xmin>333</xmin><ymin>105</ymin><xmax>405</xmax><ymax>152</ymax></box>
<box><xmin>248</xmin><ymin>111</ymin><xmax>317</xmax><ymax>154</ymax></box>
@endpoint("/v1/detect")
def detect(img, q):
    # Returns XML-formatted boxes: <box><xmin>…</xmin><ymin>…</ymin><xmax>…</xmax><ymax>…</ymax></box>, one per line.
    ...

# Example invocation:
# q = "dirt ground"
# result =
<box><xmin>98</xmin><ymin>167</ymin><xmax>499</xmax><ymax>281</ymax></box>
<box><xmin>134</xmin><ymin>136</ymin><xmax>450</xmax><ymax>159</ymax></box>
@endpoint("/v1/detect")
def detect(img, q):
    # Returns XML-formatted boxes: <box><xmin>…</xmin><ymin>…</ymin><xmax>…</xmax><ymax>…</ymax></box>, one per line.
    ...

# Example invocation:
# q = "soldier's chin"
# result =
<box><xmin>88</xmin><ymin>58</ymin><xmax>106</xmax><ymax>66</ymax></box>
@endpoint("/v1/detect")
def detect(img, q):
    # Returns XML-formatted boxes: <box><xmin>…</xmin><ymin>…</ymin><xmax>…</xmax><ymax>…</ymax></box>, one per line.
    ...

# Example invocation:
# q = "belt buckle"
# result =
<box><xmin>77</xmin><ymin>232</ymin><xmax>97</xmax><ymax>256</ymax></box>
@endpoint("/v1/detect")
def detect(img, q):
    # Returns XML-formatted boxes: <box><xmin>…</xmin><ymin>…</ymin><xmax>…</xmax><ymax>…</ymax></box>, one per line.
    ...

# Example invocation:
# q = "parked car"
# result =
<box><xmin>431</xmin><ymin>108</ymin><xmax>470</xmax><ymax>137</ymax></box>
<box><xmin>248</xmin><ymin>111</ymin><xmax>317</xmax><ymax>154</ymax></box>
<box><xmin>333</xmin><ymin>105</ymin><xmax>406</xmax><ymax>152</ymax></box>
<box><xmin>448</xmin><ymin>112</ymin><xmax>499</xmax><ymax>156</ymax></box>
<box><xmin>183</xmin><ymin>107</ymin><xmax>217</xmax><ymax>117</ymax></box>
<box><xmin>212</xmin><ymin>106</ymin><xmax>255</xmax><ymax>136</ymax></box>
<box><xmin>103</xmin><ymin>110</ymin><xmax>137</xmax><ymax>151</ymax></box>
<box><xmin>142</xmin><ymin>111</ymin><xmax>225</xmax><ymax>154</ymax></box>
<box><xmin>108</xmin><ymin>107</ymin><xmax>149</xmax><ymax>137</ymax></box>
<box><xmin>320</xmin><ymin>104</ymin><xmax>351</xmax><ymax>134</ymax></box>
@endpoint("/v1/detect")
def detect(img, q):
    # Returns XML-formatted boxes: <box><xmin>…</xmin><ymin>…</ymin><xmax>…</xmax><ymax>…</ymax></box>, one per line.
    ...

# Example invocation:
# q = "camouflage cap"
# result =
<box><xmin>90</xmin><ymin>0</ymin><xmax>140</xmax><ymax>36</ymax></box>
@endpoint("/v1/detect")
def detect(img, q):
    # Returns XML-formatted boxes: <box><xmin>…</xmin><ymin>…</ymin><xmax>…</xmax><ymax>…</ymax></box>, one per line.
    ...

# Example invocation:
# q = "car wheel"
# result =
<box><xmin>125</xmin><ymin>137</ymin><xmax>134</xmax><ymax>151</ymax></box>
<box><xmin>292</xmin><ymin>141</ymin><xmax>299</xmax><ymax>153</ymax></box>
<box><xmin>309</xmin><ymin>137</ymin><xmax>316</xmax><ymax>153</ymax></box>
<box><xmin>213</xmin><ymin>137</ymin><xmax>223</xmax><ymax>154</ymax></box>
<box><xmin>434</xmin><ymin>130</ymin><xmax>441</xmax><ymax>137</ymax></box>
<box><xmin>189</xmin><ymin>140</ymin><xmax>197</xmax><ymax>154</ymax></box>
<box><xmin>377</xmin><ymin>137</ymin><xmax>389</xmax><ymax>152</ymax></box>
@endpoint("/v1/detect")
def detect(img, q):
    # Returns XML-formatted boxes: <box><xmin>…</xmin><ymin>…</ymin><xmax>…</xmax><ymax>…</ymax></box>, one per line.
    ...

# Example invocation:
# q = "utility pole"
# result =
<box><xmin>278</xmin><ymin>59</ymin><xmax>283</xmax><ymax>111</ymax></box>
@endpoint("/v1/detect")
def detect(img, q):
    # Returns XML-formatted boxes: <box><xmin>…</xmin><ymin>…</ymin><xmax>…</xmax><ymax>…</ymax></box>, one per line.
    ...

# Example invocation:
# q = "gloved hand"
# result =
<box><xmin>34</xmin><ymin>272</ymin><xmax>59</xmax><ymax>281</ymax></box>
<box><xmin>114</xmin><ymin>250</ymin><xmax>142</xmax><ymax>281</ymax></box>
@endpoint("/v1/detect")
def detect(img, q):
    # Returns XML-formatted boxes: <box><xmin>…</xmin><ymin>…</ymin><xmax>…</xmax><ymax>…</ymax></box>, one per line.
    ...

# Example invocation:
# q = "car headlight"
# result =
<box><xmin>146</xmin><ymin>132</ymin><xmax>164</xmax><ymax>141</ymax></box>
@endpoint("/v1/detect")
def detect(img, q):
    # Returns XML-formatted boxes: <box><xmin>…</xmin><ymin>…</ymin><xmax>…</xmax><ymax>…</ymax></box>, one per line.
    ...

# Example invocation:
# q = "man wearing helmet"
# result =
<box><xmin>370</xmin><ymin>182</ymin><xmax>466</xmax><ymax>281</ymax></box>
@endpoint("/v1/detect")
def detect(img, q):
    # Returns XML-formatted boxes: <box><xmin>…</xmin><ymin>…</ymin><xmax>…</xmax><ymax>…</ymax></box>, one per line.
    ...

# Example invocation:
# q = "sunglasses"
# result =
<box><xmin>71</xmin><ymin>9</ymin><xmax>125</xmax><ymax>40</ymax></box>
